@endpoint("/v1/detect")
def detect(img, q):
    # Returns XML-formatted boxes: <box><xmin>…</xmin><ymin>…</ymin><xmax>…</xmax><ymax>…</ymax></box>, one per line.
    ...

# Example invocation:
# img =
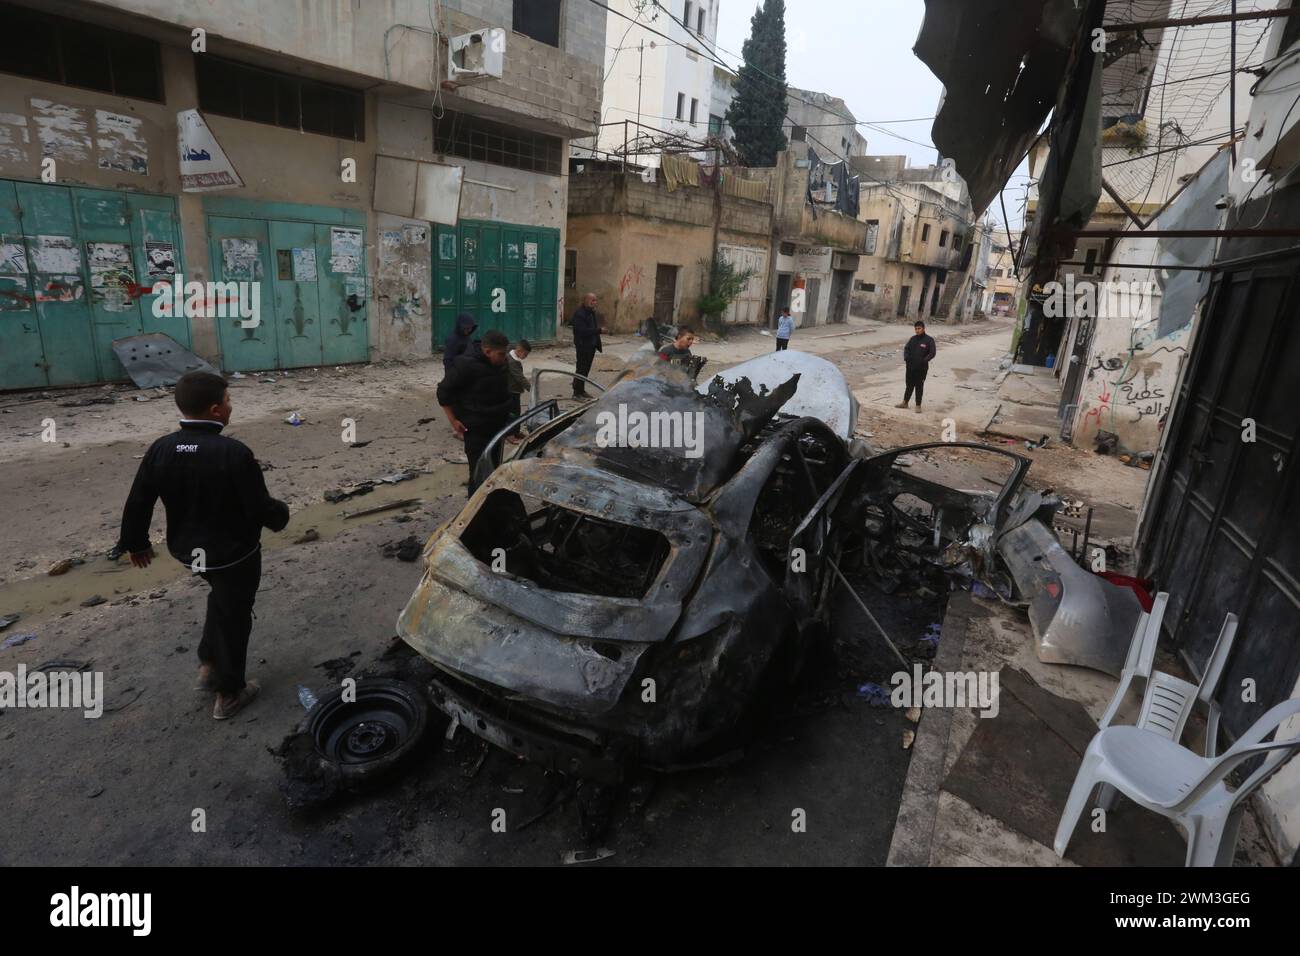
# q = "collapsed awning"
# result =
<box><xmin>914</xmin><ymin>0</ymin><xmax>1085</xmax><ymax>215</ymax></box>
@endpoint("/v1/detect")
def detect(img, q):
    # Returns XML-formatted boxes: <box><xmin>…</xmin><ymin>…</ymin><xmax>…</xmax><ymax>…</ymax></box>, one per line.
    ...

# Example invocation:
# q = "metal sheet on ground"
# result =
<box><xmin>111</xmin><ymin>332</ymin><xmax>218</xmax><ymax>388</ymax></box>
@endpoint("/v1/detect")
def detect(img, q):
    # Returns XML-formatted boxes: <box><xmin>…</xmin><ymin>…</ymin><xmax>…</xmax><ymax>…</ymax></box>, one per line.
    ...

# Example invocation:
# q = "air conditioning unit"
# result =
<box><xmin>448</xmin><ymin>29</ymin><xmax>505</xmax><ymax>83</ymax></box>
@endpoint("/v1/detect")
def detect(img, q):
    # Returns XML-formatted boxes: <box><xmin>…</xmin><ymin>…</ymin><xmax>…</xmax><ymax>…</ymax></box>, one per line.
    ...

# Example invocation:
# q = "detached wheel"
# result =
<box><xmin>302</xmin><ymin>678</ymin><xmax>430</xmax><ymax>787</ymax></box>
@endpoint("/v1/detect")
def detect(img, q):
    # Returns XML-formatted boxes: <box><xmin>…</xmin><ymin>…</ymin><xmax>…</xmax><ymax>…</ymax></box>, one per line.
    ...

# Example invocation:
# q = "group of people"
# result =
<box><xmin>113</xmin><ymin>290</ymin><xmax>939</xmax><ymax>722</ymax></box>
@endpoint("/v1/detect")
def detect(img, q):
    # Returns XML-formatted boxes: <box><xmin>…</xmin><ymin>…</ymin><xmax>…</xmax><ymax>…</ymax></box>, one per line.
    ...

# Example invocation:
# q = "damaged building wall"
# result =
<box><xmin>565</xmin><ymin>170</ymin><xmax>773</xmax><ymax>331</ymax></box>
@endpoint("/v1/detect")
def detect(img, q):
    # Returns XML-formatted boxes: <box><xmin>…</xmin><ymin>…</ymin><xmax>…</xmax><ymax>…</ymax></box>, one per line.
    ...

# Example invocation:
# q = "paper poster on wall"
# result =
<box><xmin>221</xmin><ymin>238</ymin><xmax>261</xmax><ymax>280</ymax></box>
<box><xmin>177</xmin><ymin>109</ymin><xmax>244</xmax><ymax>192</ymax></box>
<box><xmin>86</xmin><ymin>242</ymin><xmax>136</xmax><ymax>311</ymax></box>
<box><xmin>31</xmin><ymin>99</ymin><xmax>91</xmax><ymax>163</ymax></box>
<box><xmin>292</xmin><ymin>248</ymin><xmax>318</xmax><ymax>282</ymax></box>
<box><xmin>34</xmin><ymin>274</ymin><xmax>84</xmax><ymax>302</ymax></box>
<box><xmin>29</xmin><ymin>235</ymin><xmax>80</xmax><ymax>274</ymax></box>
<box><xmin>344</xmin><ymin>275</ymin><xmax>371</xmax><ymax>300</ymax></box>
<box><xmin>0</xmin><ymin>236</ymin><xmax>29</xmax><ymax>275</ymax></box>
<box><xmin>144</xmin><ymin>241</ymin><xmax>176</xmax><ymax>281</ymax></box>
<box><xmin>329</xmin><ymin>227</ymin><xmax>362</xmax><ymax>275</ymax></box>
<box><xmin>402</xmin><ymin>224</ymin><xmax>428</xmax><ymax>246</ymax></box>
<box><xmin>379</xmin><ymin>231</ymin><xmax>403</xmax><ymax>262</ymax></box>
<box><xmin>95</xmin><ymin>110</ymin><xmax>148</xmax><ymax>175</ymax></box>
<box><xmin>523</xmin><ymin>241</ymin><xmax>538</xmax><ymax>269</ymax></box>
<box><xmin>0</xmin><ymin>113</ymin><xmax>30</xmax><ymax>166</ymax></box>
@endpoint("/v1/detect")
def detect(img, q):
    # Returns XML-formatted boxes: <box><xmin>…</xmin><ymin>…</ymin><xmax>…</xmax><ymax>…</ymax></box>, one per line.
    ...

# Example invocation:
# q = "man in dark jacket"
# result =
<box><xmin>443</xmin><ymin>313</ymin><xmax>478</xmax><ymax>371</ymax></box>
<box><xmin>898</xmin><ymin>320</ymin><xmax>937</xmax><ymax>413</ymax></box>
<box><xmin>118</xmin><ymin>371</ymin><xmax>289</xmax><ymax>720</ymax></box>
<box><xmin>570</xmin><ymin>292</ymin><xmax>605</xmax><ymax>398</ymax></box>
<box><xmin>437</xmin><ymin>329</ymin><xmax>514</xmax><ymax>493</ymax></box>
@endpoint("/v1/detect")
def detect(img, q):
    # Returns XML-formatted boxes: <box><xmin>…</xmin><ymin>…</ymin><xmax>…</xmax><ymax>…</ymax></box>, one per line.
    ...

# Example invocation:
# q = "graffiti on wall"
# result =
<box><xmin>376</xmin><ymin>225</ymin><xmax>429</xmax><ymax>349</ymax></box>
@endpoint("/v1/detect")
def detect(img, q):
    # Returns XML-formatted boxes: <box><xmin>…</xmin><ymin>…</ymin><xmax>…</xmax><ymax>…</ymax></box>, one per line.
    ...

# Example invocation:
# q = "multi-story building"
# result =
<box><xmin>0</xmin><ymin>0</ymin><xmax>606</xmax><ymax>390</ymax></box>
<box><xmin>848</xmin><ymin>156</ymin><xmax>981</xmax><ymax>323</ymax></box>
<box><xmin>587</xmin><ymin>0</ymin><xmax>719</xmax><ymax>166</ymax></box>
<box><xmin>785</xmin><ymin>87</ymin><xmax>868</xmax><ymax>159</ymax></box>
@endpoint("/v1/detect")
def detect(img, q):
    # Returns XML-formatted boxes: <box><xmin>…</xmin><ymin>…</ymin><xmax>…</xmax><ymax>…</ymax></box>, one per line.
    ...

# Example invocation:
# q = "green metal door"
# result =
<box><xmin>315</xmin><ymin>222</ymin><xmax>368</xmax><ymax>365</ymax></box>
<box><xmin>432</xmin><ymin>218</ymin><xmax>559</xmax><ymax>352</ymax></box>
<box><xmin>0</xmin><ymin>179</ymin><xmax>186</xmax><ymax>390</ymax></box>
<box><xmin>0</xmin><ymin>180</ymin><xmax>46</xmax><ymax>390</ymax></box>
<box><xmin>209</xmin><ymin>216</ymin><xmax>277</xmax><ymax>373</ymax></box>
<box><xmin>268</xmin><ymin>220</ymin><xmax>324</xmax><ymax>368</ymax></box>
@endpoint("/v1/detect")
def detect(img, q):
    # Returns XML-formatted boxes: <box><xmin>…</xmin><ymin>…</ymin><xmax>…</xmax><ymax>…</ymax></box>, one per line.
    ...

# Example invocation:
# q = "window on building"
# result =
<box><xmin>690</xmin><ymin>98</ymin><xmax>698</xmax><ymax>124</ymax></box>
<box><xmin>197</xmin><ymin>56</ymin><xmax>364</xmax><ymax>139</ymax></box>
<box><xmin>864</xmin><ymin>219</ymin><xmax>879</xmax><ymax>256</ymax></box>
<box><xmin>513</xmin><ymin>0</ymin><xmax>562</xmax><ymax>47</ymax></box>
<box><xmin>565</xmin><ymin>249</ymin><xmax>578</xmax><ymax>289</ymax></box>
<box><xmin>790</xmin><ymin>124</ymin><xmax>807</xmax><ymax>142</ymax></box>
<box><xmin>0</xmin><ymin>2</ymin><xmax>163</xmax><ymax>101</ymax></box>
<box><xmin>939</xmin><ymin>230</ymin><xmax>949</xmax><ymax>248</ymax></box>
<box><xmin>854</xmin><ymin>281</ymin><xmax>876</xmax><ymax>292</ymax></box>
<box><xmin>992</xmin><ymin>268</ymin><xmax>1002</xmax><ymax>278</ymax></box>
<box><xmin>433</xmin><ymin>108</ymin><xmax>562</xmax><ymax>174</ymax></box>
<box><xmin>1084</xmin><ymin>247</ymin><xmax>1099</xmax><ymax>274</ymax></box>
<box><xmin>698</xmin><ymin>6</ymin><xmax>707</xmax><ymax>33</ymax></box>
<box><xmin>921</xmin><ymin>223</ymin><xmax>931</xmax><ymax>242</ymax></box>
<box><xmin>709</xmin><ymin>114</ymin><xmax>723</xmax><ymax>135</ymax></box>
<box><xmin>676</xmin><ymin>93</ymin><xmax>686</xmax><ymax>121</ymax></box>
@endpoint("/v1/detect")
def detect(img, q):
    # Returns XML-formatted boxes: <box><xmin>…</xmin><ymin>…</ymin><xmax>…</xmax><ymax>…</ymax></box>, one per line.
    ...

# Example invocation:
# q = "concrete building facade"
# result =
<box><xmin>785</xmin><ymin>86</ymin><xmax>868</xmax><ymax>158</ymax></box>
<box><xmin>0</xmin><ymin>0</ymin><xmax>605</xmax><ymax>390</ymax></box>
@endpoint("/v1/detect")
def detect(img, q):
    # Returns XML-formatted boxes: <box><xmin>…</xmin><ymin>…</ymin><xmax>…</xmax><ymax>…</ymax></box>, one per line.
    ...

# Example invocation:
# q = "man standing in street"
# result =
<box><xmin>117</xmin><ymin>371</ymin><xmax>290</xmax><ymax>720</ymax></box>
<box><xmin>570</xmin><ymin>292</ymin><xmax>605</xmax><ymax>398</ymax></box>
<box><xmin>775</xmin><ymin>306</ymin><xmax>794</xmax><ymax>351</ymax></box>
<box><xmin>898</xmin><ymin>320</ymin><xmax>937</xmax><ymax>413</ymax></box>
<box><xmin>438</xmin><ymin>329</ymin><xmax>515</xmax><ymax>493</ymax></box>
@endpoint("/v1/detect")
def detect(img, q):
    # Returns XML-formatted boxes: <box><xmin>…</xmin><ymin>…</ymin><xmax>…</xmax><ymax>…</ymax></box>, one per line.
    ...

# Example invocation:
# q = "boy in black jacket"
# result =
<box><xmin>437</xmin><ymin>329</ymin><xmax>514</xmax><ymax>494</ymax></box>
<box><xmin>117</xmin><ymin>371</ymin><xmax>289</xmax><ymax>720</ymax></box>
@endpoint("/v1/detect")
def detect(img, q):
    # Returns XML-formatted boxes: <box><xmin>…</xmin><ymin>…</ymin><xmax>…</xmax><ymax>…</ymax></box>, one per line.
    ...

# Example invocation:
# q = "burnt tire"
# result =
<box><xmin>301</xmin><ymin>678</ymin><xmax>430</xmax><ymax>789</ymax></box>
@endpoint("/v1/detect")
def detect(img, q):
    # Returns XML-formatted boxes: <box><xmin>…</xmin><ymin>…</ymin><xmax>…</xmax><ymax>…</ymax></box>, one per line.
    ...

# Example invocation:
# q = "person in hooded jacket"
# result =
<box><xmin>443</xmin><ymin>313</ymin><xmax>479</xmax><ymax>371</ymax></box>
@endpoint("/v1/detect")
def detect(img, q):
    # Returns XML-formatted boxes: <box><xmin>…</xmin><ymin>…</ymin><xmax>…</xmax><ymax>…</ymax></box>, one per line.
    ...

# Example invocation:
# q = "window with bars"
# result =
<box><xmin>433</xmin><ymin>109</ymin><xmax>563</xmax><ymax>175</ymax></box>
<box><xmin>0</xmin><ymin>1</ymin><xmax>163</xmax><ymax>101</ymax></box>
<box><xmin>196</xmin><ymin>55</ymin><xmax>364</xmax><ymax>140</ymax></box>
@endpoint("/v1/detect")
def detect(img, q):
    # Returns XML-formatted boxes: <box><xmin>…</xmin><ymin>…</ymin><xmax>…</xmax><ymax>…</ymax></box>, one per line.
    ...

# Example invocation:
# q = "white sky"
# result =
<box><xmin>713</xmin><ymin>0</ymin><xmax>1031</xmax><ymax>228</ymax></box>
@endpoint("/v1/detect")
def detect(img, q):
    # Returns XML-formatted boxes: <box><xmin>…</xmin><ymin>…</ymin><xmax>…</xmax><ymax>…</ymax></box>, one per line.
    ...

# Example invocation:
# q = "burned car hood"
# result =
<box><xmin>543</xmin><ymin>355</ymin><xmax>799</xmax><ymax>501</ymax></box>
<box><xmin>700</xmin><ymin>350</ymin><xmax>858</xmax><ymax>440</ymax></box>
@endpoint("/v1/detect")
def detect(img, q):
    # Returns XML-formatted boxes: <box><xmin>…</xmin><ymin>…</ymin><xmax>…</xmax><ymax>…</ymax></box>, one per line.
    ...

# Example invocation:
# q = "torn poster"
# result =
<box><xmin>29</xmin><ymin>235</ymin><xmax>81</xmax><ymax>274</ymax></box>
<box><xmin>31</xmin><ymin>99</ymin><xmax>91</xmax><ymax>163</ymax></box>
<box><xmin>402</xmin><ymin>224</ymin><xmax>428</xmax><ymax>246</ymax></box>
<box><xmin>34</xmin><ymin>275</ymin><xmax>84</xmax><ymax>302</ymax></box>
<box><xmin>344</xmin><ymin>275</ymin><xmax>371</xmax><ymax>300</ymax></box>
<box><xmin>177</xmin><ymin>109</ymin><xmax>244</xmax><ymax>192</ymax></box>
<box><xmin>379</xmin><ymin>230</ymin><xmax>403</xmax><ymax>261</ymax></box>
<box><xmin>0</xmin><ymin>112</ymin><xmax>30</xmax><ymax>166</ymax></box>
<box><xmin>0</xmin><ymin>277</ymin><xmax>30</xmax><ymax>311</ymax></box>
<box><xmin>0</xmin><ymin>236</ymin><xmax>29</xmax><ymax>275</ymax></box>
<box><xmin>329</xmin><ymin>227</ymin><xmax>363</xmax><ymax>274</ymax></box>
<box><xmin>87</xmin><ymin>242</ymin><xmax>136</xmax><ymax>311</ymax></box>
<box><xmin>523</xmin><ymin>241</ymin><xmax>538</xmax><ymax>269</ymax></box>
<box><xmin>292</xmin><ymin>248</ymin><xmax>318</xmax><ymax>282</ymax></box>
<box><xmin>95</xmin><ymin>110</ymin><xmax>148</xmax><ymax>175</ymax></box>
<box><xmin>221</xmin><ymin>238</ymin><xmax>261</xmax><ymax>281</ymax></box>
<box><xmin>144</xmin><ymin>241</ymin><xmax>176</xmax><ymax>281</ymax></box>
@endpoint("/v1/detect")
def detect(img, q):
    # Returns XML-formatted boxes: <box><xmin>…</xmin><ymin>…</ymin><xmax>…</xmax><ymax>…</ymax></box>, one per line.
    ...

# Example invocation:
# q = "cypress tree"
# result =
<box><xmin>726</xmin><ymin>0</ymin><xmax>788</xmax><ymax>167</ymax></box>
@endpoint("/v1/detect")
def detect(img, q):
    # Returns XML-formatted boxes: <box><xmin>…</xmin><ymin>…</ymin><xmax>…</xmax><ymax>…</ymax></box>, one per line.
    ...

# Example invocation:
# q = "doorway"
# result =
<box><xmin>654</xmin><ymin>264</ymin><xmax>679</xmax><ymax>323</ymax></box>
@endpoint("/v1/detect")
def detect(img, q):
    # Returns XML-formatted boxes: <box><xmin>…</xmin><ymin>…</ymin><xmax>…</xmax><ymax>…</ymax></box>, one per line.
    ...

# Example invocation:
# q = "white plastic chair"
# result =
<box><xmin>1094</xmin><ymin>599</ymin><xmax>1239</xmax><ymax>810</ymax></box>
<box><xmin>1055</xmin><ymin>697</ymin><xmax>1300</xmax><ymax>866</ymax></box>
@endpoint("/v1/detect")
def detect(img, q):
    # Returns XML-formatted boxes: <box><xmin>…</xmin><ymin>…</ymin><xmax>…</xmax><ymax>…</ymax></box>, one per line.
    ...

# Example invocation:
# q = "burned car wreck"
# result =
<box><xmin>397</xmin><ymin>351</ymin><xmax>1142</xmax><ymax>783</ymax></box>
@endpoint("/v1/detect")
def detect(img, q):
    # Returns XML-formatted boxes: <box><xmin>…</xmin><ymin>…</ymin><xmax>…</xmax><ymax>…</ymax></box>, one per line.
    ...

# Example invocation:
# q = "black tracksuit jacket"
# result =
<box><xmin>117</xmin><ymin>420</ymin><xmax>290</xmax><ymax>569</ymax></box>
<box><xmin>436</xmin><ymin>352</ymin><xmax>514</xmax><ymax>432</ymax></box>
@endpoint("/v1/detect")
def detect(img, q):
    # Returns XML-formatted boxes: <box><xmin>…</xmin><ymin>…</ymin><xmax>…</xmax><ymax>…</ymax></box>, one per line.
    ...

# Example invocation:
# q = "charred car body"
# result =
<box><xmin>398</xmin><ymin>351</ymin><xmax>1140</xmax><ymax>781</ymax></box>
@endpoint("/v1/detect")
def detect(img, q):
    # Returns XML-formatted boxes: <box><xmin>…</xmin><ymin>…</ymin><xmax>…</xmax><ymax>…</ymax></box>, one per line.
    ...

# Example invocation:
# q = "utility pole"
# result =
<box><xmin>636</xmin><ymin>40</ymin><xmax>644</xmax><ymax>168</ymax></box>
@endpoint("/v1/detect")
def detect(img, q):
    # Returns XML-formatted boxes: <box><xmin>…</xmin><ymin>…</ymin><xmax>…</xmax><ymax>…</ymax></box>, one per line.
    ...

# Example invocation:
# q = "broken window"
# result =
<box><xmin>513</xmin><ymin>0</ymin><xmax>562</xmax><ymax>48</ymax></box>
<box><xmin>460</xmin><ymin>491</ymin><xmax>672</xmax><ymax>600</ymax></box>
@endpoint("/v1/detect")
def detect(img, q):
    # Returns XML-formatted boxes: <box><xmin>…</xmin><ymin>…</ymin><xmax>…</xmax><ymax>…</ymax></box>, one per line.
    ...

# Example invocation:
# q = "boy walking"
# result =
<box><xmin>775</xmin><ymin>307</ymin><xmax>794</xmax><ymax>351</ymax></box>
<box><xmin>898</xmin><ymin>320</ymin><xmax>937</xmax><ymax>412</ymax></box>
<box><xmin>117</xmin><ymin>371</ymin><xmax>289</xmax><ymax>720</ymax></box>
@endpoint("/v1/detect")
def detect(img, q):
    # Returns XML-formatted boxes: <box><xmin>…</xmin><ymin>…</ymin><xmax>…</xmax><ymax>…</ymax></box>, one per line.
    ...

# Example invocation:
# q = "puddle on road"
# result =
<box><xmin>0</xmin><ymin>462</ymin><xmax>466</xmax><ymax>626</ymax></box>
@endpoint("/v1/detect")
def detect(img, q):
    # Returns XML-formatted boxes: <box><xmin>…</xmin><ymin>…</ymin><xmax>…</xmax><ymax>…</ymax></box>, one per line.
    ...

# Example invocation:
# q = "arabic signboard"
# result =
<box><xmin>177</xmin><ymin>109</ymin><xmax>244</xmax><ymax>192</ymax></box>
<box><xmin>793</xmin><ymin>246</ymin><xmax>832</xmax><ymax>274</ymax></box>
